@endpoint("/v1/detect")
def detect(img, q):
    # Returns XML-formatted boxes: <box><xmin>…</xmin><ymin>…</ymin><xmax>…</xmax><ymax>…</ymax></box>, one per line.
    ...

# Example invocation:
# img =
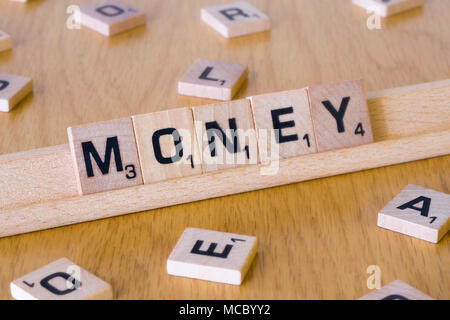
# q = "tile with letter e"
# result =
<box><xmin>359</xmin><ymin>280</ymin><xmax>433</xmax><ymax>300</ymax></box>
<box><xmin>308</xmin><ymin>79</ymin><xmax>373</xmax><ymax>152</ymax></box>
<box><xmin>192</xmin><ymin>99</ymin><xmax>259</xmax><ymax>173</ymax></box>
<box><xmin>0</xmin><ymin>74</ymin><xmax>33</xmax><ymax>112</ymax></box>
<box><xmin>167</xmin><ymin>228</ymin><xmax>257</xmax><ymax>285</ymax></box>
<box><xmin>0</xmin><ymin>31</ymin><xmax>12</xmax><ymax>52</ymax></box>
<box><xmin>249</xmin><ymin>89</ymin><xmax>317</xmax><ymax>163</ymax></box>
<box><xmin>201</xmin><ymin>1</ymin><xmax>271</xmax><ymax>38</ymax></box>
<box><xmin>178</xmin><ymin>59</ymin><xmax>248</xmax><ymax>101</ymax></box>
<box><xmin>10</xmin><ymin>258</ymin><xmax>113</xmax><ymax>300</ymax></box>
<box><xmin>67</xmin><ymin>118</ymin><xmax>143</xmax><ymax>195</ymax></box>
<box><xmin>378</xmin><ymin>184</ymin><xmax>450</xmax><ymax>243</ymax></box>
<box><xmin>132</xmin><ymin>108</ymin><xmax>202</xmax><ymax>184</ymax></box>
<box><xmin>352</xmin><ymin>0</ymin><xmax>424</xmax><ymax>17</ymax></box>
<box><xmin>77</xmin><ymin>0</ymin><xmax>146</xmax><ymax>36</ymax></box>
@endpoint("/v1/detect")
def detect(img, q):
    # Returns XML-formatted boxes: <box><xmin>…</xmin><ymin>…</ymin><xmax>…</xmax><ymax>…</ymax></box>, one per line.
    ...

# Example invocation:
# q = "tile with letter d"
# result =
<box><xmin>359</xmin><ymin>280</ymin><xmax>433</xmax><ymax>300</ymax></box>
<box><xmin>308</xmin><ymin>79</ymin><xmax>374</xmax><ymax>152</ymax></box>
<box><xmin>167</xmin><ymin>228</ymin><xmax>257</xmax><ymax>285</ymax></box>
<box><xmin>352</xmin><ymin>0</ymin><xmax>424</xmax><ymax>17</ymax></box>
<box><xmin>0</xmin><ymin>31</ymin><xmax>12</xmax><ymax>53</ymax></box>
<box><xmin>378</xmin><ymin>184</ymin><xmax>450</xmax><ymax>243</ymax></box>
<box><xmin>132</xmin><ymin>108</ymin><xmax>202</xmax><ymax>184</ymax></box>
<box><xmin>67</xmin><ymin>118</ymin><xmax>143</xmax><ymax>195</ymax></box>
<box><xmin>0</xmin><ymin>74</ymin><xmax>33</xmax><ymax>112</ymax></box>
<box><xmin>10</xmin><ymin>258</ymin><xmax>113</xmax><ymax>300</ymax></box>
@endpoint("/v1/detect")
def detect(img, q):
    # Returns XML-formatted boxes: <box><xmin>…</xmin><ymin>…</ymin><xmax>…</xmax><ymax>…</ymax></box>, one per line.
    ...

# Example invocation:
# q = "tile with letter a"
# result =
<box><xmin>178</xmin><ymin>59</ymin><xmax>248</xmax><ymax>101</ymax></box>
<box><xmin>0</xmin><ymin>31</ymin><xmax>12</xmax><ymax>53</ymax></box>
<box><xmin>78</xmin><ymin>0</ymin><xmax>146</xmax><ymax>36</ymax></box>
<box><xmin>0</xmin><ymin>74</ymin><xmax>33</xmax><ymax>112</ymax></box>
<box><xmin>249</xmin><ymin>89</ymin><xmax>317</xmax><ymax>163</ymax></box>
<box><xmin>377</xmin><ymin>184</ymin><xmax>450</xmax><ymax>243</ymax></box>
<box><xmin>352</xmin><ymin>0</ymin><xmax>424</xmax><ymax>17</ymax></box>
<box><xmin>167</xmin><ymin>228</ymin><xmax>258</xmax><ymax>285</ymax></box>
<box><xmin>201</xmin><ymin>1</ymin><xmax>271</xmax><ymax>38</ymax></box>
<box><xmin>192</xmin><ymin>99</ymin><xmax>259</xmax><ymax>173</ymax></box>
<box><xmin>132</xmin><ymin>108</ymin><xmax>202</xmax><ymax>184</ymax></box>
<box><xmin>67</xmin><ymin>117</ymin><xmax>143</xmax><ymax>195</ymax></box>
<box><xmin>308</xmin><ymin>79</ymin><xmax>374</xmax><ymax>152</ymax></box>
<box><xmin>10</xmin><ymin>258</ymin><xmax>113</xmax><ymax>300</ymax></box>
<box><xmin>359</xmin><ymin>280</ymin><xmax>433</xmax><ymax>300</ymax></box>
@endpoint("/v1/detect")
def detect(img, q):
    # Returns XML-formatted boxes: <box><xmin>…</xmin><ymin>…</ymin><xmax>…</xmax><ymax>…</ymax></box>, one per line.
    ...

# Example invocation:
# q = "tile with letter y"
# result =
<box><xmin>359</xmin><ymin>280</ymin><xmax>433</xmax><ymax>300</ymax></box>
<box><xmin>132</xmin><ymin>108</ymin><xmax>202</xmax><ymax>184</ymax></box>
<box><xmin>167</xmin><ymin>228</ymin><xmax>258</xmax><ymax>285</ymax></box>
<box><xmin>308</xmin><ymin>79</ymin><xmax>374</xmax><ymax>152</ymax></box>
<box><xmin>0</xmin><ymin>74</ymin><xmax>33</xmax><ymax>112</ymax></box>
<box><xmin>10</xmin><ymin>258</ymin><xmax>113</xmax><ymax>300</ymax></box>
<box><xmin>352</xmin><ymin>0</ymin><xmax>424</xmax><ymax>17</ymax></box>
<box><xmin>67</xmin><ymin>118</ymin><xmax>143</xmax><ymax>195</ymax></box>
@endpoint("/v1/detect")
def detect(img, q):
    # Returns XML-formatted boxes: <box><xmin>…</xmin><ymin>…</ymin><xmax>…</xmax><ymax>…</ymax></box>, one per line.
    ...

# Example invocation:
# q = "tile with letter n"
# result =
<box><xmin>132</xmin><ymin>108</ymin><xmax>202</xmax><ymax>184</ymax></box>
<box><xmin>378</xmin><ymin>184</ymin><xmax>450</xmax><ymax>243</ymax></box>
<box><xmin>178</xmin><ymin>59</ymin><xmax>248</xmax><ymax>101</ymax></box>
<box><xmin>307</xmin><ymin>79</ymin><xmax>374</xmax><ymax>152</ymax></box>
<box><xmin>192</xmin><ymin>99</ymin><xmax>259</xmax><ymax>173</ymax></box>
<box><xmin>77</xmin><ymin>0</ymin><xmax>146</xmax><ymax>36</ymax></box>
<box><xmin>0</xmin><ymin>31</ymin><xmax>12</xmax><ymax>53</ymax></box>
<box><xmin>359</xmin><ymin>280</ymin><xmax>433</xmax><ymax>300</ymax></box>
<box><xmin>201</xmin><ymin>1</ymin><xmax>271</xmax><ymax>38</ymax></box>
<box><xmin>0</xmin><ymin>74</ymin><xmax>33</xmax><ymax>112</ymax></box>
<box><xmin>352</xmin><ymin>0</ymin><xmax>424</xmax><ymax>17</ymax></box>
<box><xmin>10</xmin><ymin>258</ymin><xmax>113</xmax><ymax>300</ymax></box>
<box><xmin>67</xmin><ymin>118</ymin><xmax>143</xmax><ymax>195</ymax></box>
<box><xmin>167</xmin><ymin>228</ymin><xmax>257</xmax><ymax>285</ymax></box>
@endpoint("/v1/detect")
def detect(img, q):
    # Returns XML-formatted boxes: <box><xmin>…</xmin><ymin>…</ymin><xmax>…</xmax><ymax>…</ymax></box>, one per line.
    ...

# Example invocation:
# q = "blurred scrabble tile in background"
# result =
<box><xmin>179</xmin><ymin>59</ymin><xmax>248</xmax><ymax>101</ymax></box>
<box><xmin>0</xmin><ymin>74</ymin><xmax>33</xmax><ymax>112</ymax></box>
<box><xmin>352</xmin><ymin>0</ymin><xmax>424</xmax><ymax>17</ymax></box>
<box><xmin>0</xmin><ymin>31</ymin><xmax>12</xmax><ymax>52</ymax></box>
<box><xmin>359</xmin><ymin>280</ymin><xmax>433</xmax><ymax>300</ymax></box>
<box><xmin>10</xmin><ymin>258</ymin><xmax>113</xmax><ymax>300</ymax></box>
<box><xmin>378</xmin><ymin>184</ymin><xmax>450</xmax><ymax>243</ymax></box>
<box><xmin>201</xmin><ymin>1</ymin><xmax>271</xmax><ymax>38</ymax></box>
<box><xmin>167</xmin><ymin>228</ymin><xmax>257</xmax><ymax>285</ymax></box>
<box><xmin>77</xmin><ymin>0</ymin><xmax>146</xmax><ymax>36</ymax></box>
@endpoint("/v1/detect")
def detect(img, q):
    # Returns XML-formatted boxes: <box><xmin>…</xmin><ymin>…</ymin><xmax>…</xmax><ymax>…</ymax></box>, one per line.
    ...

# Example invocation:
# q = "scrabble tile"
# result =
<box><xmin>0</xmin><ymin>74</ymin><xmax>33</xmax><ymax>112</ymax></box>
<box><xmin>67</xmin><ymin>118</ymin><xmax>143</xmax><ymax>195</ymax></box>
<box><xmin>378</xmin><ymin>185</ymin><xmax>450</xmax><ymax>243</ymax></box>
<box><xmin>352</xmin><ymin>0</ymin><xmax>424</xmax><ymax>17</ymax></box>
<box><xmin>308</xmin><ymin>79</ymin><xmax>374</xmax><ymax>152</ymax></box>
<box><xmin>132</xmin><ymin>108</ymin><xmax>202</xmax><ymax>184</ymax></box>
<box><xmin>10</xmin><ymin>258</ymin><xmax>113</xmax><ymax>300</ymax></box>
<box><xmin>359</xmin><ymin>280</ymin><xmax>433</xmax><ymax>300</ymax></box>
<box><xmin>167</xmin><ymin>228</ymin><xmax>257</xmax><ymax>285</ymax></box>
<box><xmin>178</xmin><ymin>59</ymin><xmax>248</xmax><ymax>101</ymax></box>
<box><xmin>0</xmin><ymin>31</ymin><xmax>12</xmax><ymax>52</ymax></box>
<box><xmin>249</xmin><ymin>89</ymin><xmax>317</xmax><ymax>163</ymax></box>
<box><xmin>9</xmin><ymin>0</ymin><xmax>32</xmax><ymax>2</ymax></box>
<box><xmin>192</xmin><ymin>99</ymin><xmax>259</xmax><ymax>172</ymax></box>
<box><xmin>78</xmin><ymin>0</ymin><xmax>146</xmax><ymax>36</ymax></box>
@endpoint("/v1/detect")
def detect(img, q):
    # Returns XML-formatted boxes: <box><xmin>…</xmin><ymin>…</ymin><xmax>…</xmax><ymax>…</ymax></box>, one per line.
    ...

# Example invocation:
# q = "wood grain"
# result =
<box><xmin>0</xmin><ymin>0</ymin><xmax>449</xmax><ymax>300</ymax></box>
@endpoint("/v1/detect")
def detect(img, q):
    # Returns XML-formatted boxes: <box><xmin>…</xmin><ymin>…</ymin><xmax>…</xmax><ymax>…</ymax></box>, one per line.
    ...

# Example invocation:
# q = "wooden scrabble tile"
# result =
<box><xmin>167</xmin><ymin>228</ymin><xmax>257</xmax><ymax>285</ymax></box>
<box><xmin>359</xmin><ymin>280</ymin><xmax>433</xmax><ymax>300</ymax></box>
<box><xmin>10</xmin><ymin>258</ymin><xmax>113</xmax><ymax>300</ymax></box>
<box><xmin>192</xmin><ymin>99</ymin><xmax>259</xmax><ymax>172</ymax></box>
<box><xmin>67</xmin><ymin>118</ymin><xmax>143</xmax><ymax>195</ymax></box>
<box><xmin>178</xmin><ymin>59</ymin><xmax>248</xmax><ymax>101</ymax></box>
<box><xmin>0</xmin><ymin>74</ymin><xmax>33</xmax><ymax>112</ymax></box>
<box><xmin>249</xmin><ymin>89</ymin><xmax>317</xmax><ymax>163</ymax></box>
<box><xmin>78</xmin><ymin>0</ymin><xmax>146</xmax><ymax>36</ymax></box>
<box><xmin>201</xmin><ymin>1</ymin><xmax>271</xmax><ymax>38</ymax></box>
<box><xmin>0</xmin><ymin>31</ymin><xmax>12</xmax><ymax>52</ymax></box>
<box><xmin>308</xmin><ymin>79</ymin><xmax>374</xmax><ymax>152</ymax></box>
<box><xmin>378</xmin><ymin>184</ymin><xmax>450</xmax><ymax>243</ymax></box>
<box><xmin>352</xmin><ymin>0</ymin><xmax>424</xmax><ymax>17</ymax></box>
<box><xmin>132</xmin><ymin>108</ymin><xmax>202</xmax><ymax>184</ymax></box>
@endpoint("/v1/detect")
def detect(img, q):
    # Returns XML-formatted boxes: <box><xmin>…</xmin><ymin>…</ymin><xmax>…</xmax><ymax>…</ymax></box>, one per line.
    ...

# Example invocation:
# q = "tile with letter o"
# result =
<box><xmin>0</xmin><ymin>74</ymin><xmax>33</xmax><ymax>112</ymax></box>
<box><xmin>359</xmin><ymin>280</ymin><xmax>433</xmax><ymax>300</ymax></box>
<box><xmin>352</xmin><ymin>0</ymin><xmax>424</xmax><ymax>17</ymax></box>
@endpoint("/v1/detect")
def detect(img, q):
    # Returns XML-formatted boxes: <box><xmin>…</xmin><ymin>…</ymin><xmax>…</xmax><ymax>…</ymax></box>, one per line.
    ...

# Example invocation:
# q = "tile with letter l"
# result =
<box><xmin>167</xmin><ymin>228</ymin><xmax>258</xmax><ymax>285</ymax></box>
<box><xmin>378</xmin><ymin>184</ymin><xmax>450</xmax><ymax>243</ymax></box>
<box><xmin>359</xmin><ymin>280</ymin><xmax>433</xmax><ymax>300</ymax></box>
<box><xmin>352</xmin><ymin>0</ymin><xmax>424</xmax><ymax>17</ymax></box>
<box><xmin>0</xmin><ymin>74</ymin><xmax>33</xmax><ymax>112</ymax></box>
<box><xmin>67</xmin><ymin>117</ymin><xmax>143</xmax><ymax>195</ymax></box>
<box><xmin>10</xmin><ymin>258</ymin><xmax>113</xmax><ymax>300</ymax></box>
<box><xmin>132</xmin><ymin>107</ymin><xmax>202</xmax><ymax>184</ymax></box>
<box><xmin>308</xmin><ymin>79</ymin><xmax>374</xmax><ymax>152</ymax></box>
<box><xmin>0</xmin><ymin>31</ymin><xmax>12</xmax><ymax>53</ymax></box>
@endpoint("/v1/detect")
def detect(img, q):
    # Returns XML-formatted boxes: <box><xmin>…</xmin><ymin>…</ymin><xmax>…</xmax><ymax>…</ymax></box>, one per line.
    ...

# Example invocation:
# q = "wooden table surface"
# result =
<box><xmin>0</xmin><ymin>0</ymin><xmax>449</xmax><ymax>300</ymax></box>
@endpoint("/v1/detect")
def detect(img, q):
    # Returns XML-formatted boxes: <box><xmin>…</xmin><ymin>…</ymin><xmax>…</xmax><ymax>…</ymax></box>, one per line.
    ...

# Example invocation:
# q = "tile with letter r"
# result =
<box><xmin>178</xmin><ymin>59</ymin><xmax>248</xmax><ymax>101</ymax></box>
<box><xmin>0</xmin><ymin>31</ymin><xmax>12</xmax><ymax>53</ymax></box>
<box><xmin>77</xmin><ymin>0</ymin><xmax>146</xmax><ymax>36</ymax></box>
<box><xmin>307</xmin><ymin>79</ymin><xmax>374</xmax><ymax>152</ymax></box>
<box><xmin>359</xmin><ymin>280</ymin><xmax>433</xmax><ymax>300</ymax></box>
<box><xmin>0</xmin><ymin>74</ymin><xmax>33</xmax><ymax>112</ymax></box>
<box><xmin>378</xmin><ymin>184</ymin><xmax>450</xmax><ymax>243</ymax></box>
<box><xmin>67</xmin><ymin>117</ymin><xmax>143</xmax><ymax>195</ymax></box>
<box><xmin>201</xmin><ymin>1</ymin><xmax>271</xmax><ymax>38</ymax></box>
<box><xmin>10</xmin><ymin>258</ymin><xmax>113</xmax><ymax>300</ymax></box>
<box><xmin>352</xmin><ymin>0</ymin><xmax>424</xmax><ymax>17</ymax></box>
<box><xmin>132</xmin><ymin>107</ymin><xmax>202</xmax><ymax>184</ymax></box>
<box><xmin>167</xmin><ymin>228</ymin><xmax>258</xmax><ymax>285</ymax></box>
